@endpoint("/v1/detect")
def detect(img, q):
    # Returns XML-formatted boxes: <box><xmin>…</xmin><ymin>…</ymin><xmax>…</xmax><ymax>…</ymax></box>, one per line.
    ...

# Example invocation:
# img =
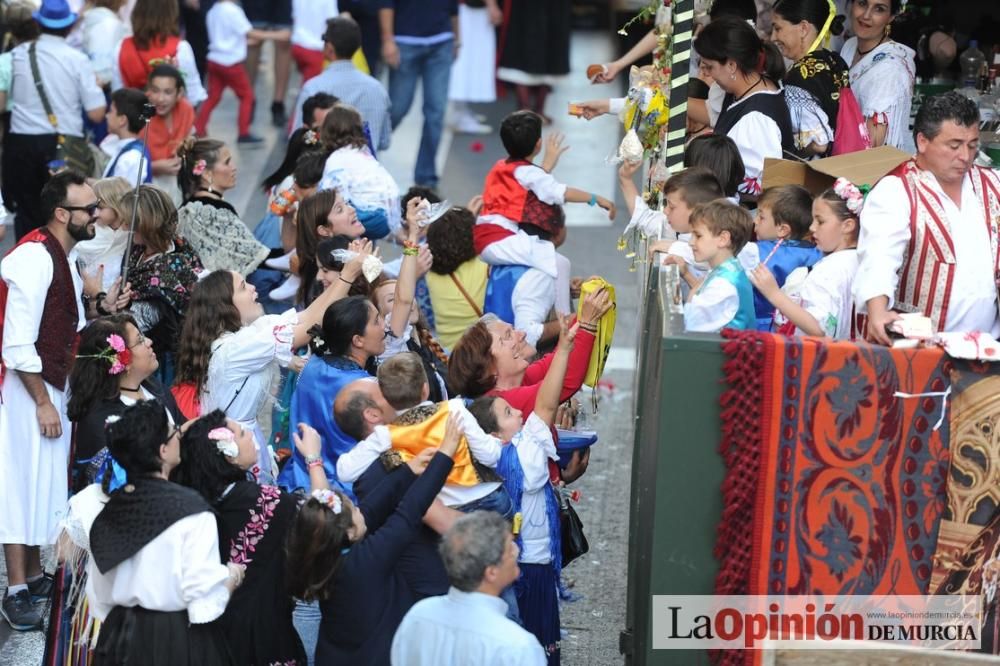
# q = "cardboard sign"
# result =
<box><xmin>762</xmin><ymin>146</ymin><xmax>912</xmax><ymax>195</ymax></box>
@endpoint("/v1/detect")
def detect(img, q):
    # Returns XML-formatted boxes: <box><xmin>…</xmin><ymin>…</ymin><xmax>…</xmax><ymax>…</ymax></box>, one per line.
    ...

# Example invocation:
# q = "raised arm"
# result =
<box><xmin>534</xmin><ymin>316</ymin><xmax>578</xmax><ymax>426</ymax></box>
<box><xmin>387</xmin><ymin>198</ymin><xmax>424</xmax><ymax>338</ymax></box>
<box><xmin>292</xmin><ymin>239</ymin><xmax>375</xmax><ymax>348</ymax></box>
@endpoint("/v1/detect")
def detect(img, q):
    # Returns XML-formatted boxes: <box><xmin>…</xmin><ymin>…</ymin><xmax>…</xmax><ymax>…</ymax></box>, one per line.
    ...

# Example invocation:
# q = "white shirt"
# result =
<box><xmin>777</xmin><ymin>250</ymin><xmax>859</xmax><ymax>339</ymax></box>
<box><xmin>207</xmin><ymin>1</ymin><xmax>253</xmax><ymax>67</ymax></box>
<box><xmin>337</xmin><ymin>399</ymin><xmax>502</xmax><ymax>507</ymax></box>
<box><xmin>511</xmin><ymin>267</ymin><xmax>555</xmax><ymax>347</ymax></box>
<box><xmin>201</xmin><ymin>309</ymin><xmax>299</xmax><ymax>423</ymax></box>
<box><xmin>81</xmin><ymin>7</ymin><xmax>128</xmax><ymax>86</ymax></box>
<box><xmin>292</xmin><ymin>0</ymin><xmax>339</xmax><ymax>51</ymax></box>
<box><xmin>855</xmin><ymin>170</ymin><xmax>1000</xmax><ymax>336</ymax></box>
<box><xmin>9</xmin><ymin>35</ymin><xmax>106</xmax><ymax>137</ymax></box>
<box><xmin>684</xmin><ymin>269</ymin><xmax>739</xmax><ymax>333</ymax></box>
<box><xmin>390</xmin><ymin>587</ymin><xmax>546</xmax><ymax>666</ymax></box>
<box><xmin>1</xmin><ymin>242</ymin><xmax>85</xmax><ymax>376</ymax></box>
<box><xmin>100</xmin><ymin>135</ymin><xmax>146</xmax><ymax>185</ymax></box>
<box><xmin>76</xmin><ymin>224</ymin><xmax>129</xmax><ymax>292</ymax></box>
<box><xmin>65</xmin><ymin>485</ymin><xmax>231</xmax><ymax>625</ymax></box>
<box><xmin>320</xmin><ymin>145</ymin><xmax>402</xmax><ymax>233</ymax></box>
<box><xmin>111</xmin><ymin>39</ymin><xmax>207</xmax><ymax>106</ymax></box>
<box><xmin>720</xmin><ymin>90</ymin><xmax>785</xmax><ymax>196</ymax></box>
<box><xmin>511</xmin><ymin>413</ymin><xmax>558</xmax><ymax>564</ymax></box>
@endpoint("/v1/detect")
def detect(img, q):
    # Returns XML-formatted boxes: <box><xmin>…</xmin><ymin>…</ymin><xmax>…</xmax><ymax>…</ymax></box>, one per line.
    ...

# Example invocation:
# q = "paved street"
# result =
<box><xmin>0</xmin><ymin>29</ymin><xmax>638</xmax><ymax>666</ymax></box>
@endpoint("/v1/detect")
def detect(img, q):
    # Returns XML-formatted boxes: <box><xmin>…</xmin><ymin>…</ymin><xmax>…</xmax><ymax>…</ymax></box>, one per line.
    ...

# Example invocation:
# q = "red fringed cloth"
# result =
<box><xmin>715</xmin><ymin>331</ymin><xmax>953</xmax><ymax>664</ymax></box>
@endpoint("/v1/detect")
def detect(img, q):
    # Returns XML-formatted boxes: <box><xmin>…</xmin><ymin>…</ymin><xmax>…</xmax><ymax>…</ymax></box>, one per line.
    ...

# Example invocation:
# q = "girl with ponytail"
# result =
<box><xmin>693</xmin><ymin>17</ymin><xmax>795</xmax><ymax>199</ymax></box>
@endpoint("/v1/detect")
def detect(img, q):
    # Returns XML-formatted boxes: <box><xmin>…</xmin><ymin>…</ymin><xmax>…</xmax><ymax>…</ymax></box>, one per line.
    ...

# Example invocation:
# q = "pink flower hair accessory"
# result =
<box><xmin>311</xmin><ymin>488</ymin><xmax>342</xmax><ymax>514</ymax></box>
<box><xmin>192</xmin><ymin>159</ymin><xmax>207</xmax><ymax>177</ymax></box>
<box><xmin>833</xmin><ymin>177</ymin><xmax>869</xmax><ymax>215</ymax></box>
<box><xmin>208</xmin><ymin>427</ymin><xmax>239</xmax><ymax>458</ymax></box>
<box><xmin>77</xmin><ymin>333</ymin><xmax>132</xmax><ymax>375</ymax></box>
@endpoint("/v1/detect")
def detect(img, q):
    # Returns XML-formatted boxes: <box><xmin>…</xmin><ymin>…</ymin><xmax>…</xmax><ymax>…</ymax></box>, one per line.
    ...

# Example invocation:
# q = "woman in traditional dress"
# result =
<box><xmin>693</xmin><ymin>17</ymin><xmax>793</xmax><ymax>198</ymax></box>
<box><xmin>67</xmin><ymin>400</ymin><xmax>243</xmax><ymax>666</ymax></box>
<box><xmin>770</xmin><ymin>0</ymin><xmax>852</xmax><ymax>157</ymax></box>
<box><xmin>495</xmin><ymin>0</ymin><xmax>571</xmax><ymax>122</ymax></box>
<box><xmin>112</xmin><ymin>0</ymin><xmax>206</xmax><ymax>105</ymax></box>
<box><xmin>174</xmin><ymin>241</ymin><xmax>374</xmax><ymax>483</ymax></box>
<box><xmin>172</xmin><ymin>410</ymin><xmax>307</xmax><ymax>666</ymax></box>
<box><xmin>122</xmin><ymin>184</ymin><xmax>203</xmax><ymax>385</ymax></box>
<box><xmin>176</xmin><ymin>137</ymin><xmax>274</xmax><ymax>276</ymax></box>
<box><xmin>840</xmin><ymin>0</ymin><xmax>915</xmax><ymax>151</ymax></box>
<box><xmin>43</xmin><ymin>315</ymin><xmax>182</xmax><ymax>665</ymax></box>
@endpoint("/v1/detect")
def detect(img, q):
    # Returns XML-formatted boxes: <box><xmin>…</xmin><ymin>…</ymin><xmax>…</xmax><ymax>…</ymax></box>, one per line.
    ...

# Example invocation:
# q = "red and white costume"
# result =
<box><xmin>855</xmin><ymin>160</ymin><xmax>1000</xmax><ymax>335</ymax></box>
<box><xmin>474</xmin><ymin>159</ymin><xmax>571</xmax><ymax>315</ymax></box>
<box><xmin>0</xmin><ymin>229</ymin><xmax>85</xmax><ymax>546</ymax></box>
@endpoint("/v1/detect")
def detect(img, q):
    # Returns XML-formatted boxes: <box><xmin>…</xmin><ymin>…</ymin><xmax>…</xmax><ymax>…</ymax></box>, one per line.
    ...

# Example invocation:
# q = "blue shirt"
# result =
<box><xmin>379</xmin><ymin>0</ymin><xmax>458</xmax><ymax>40</ymax></box>
<box><xmin>291</xmin><ymin>61</ymin><xmax>392</xmax><ymax>151</ymax></box>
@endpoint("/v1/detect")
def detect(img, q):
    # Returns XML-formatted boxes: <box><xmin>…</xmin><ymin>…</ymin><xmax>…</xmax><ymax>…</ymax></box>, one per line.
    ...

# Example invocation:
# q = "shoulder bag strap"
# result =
<box><xmin>223</xmin><ymin>375</ymin><xmax>251</xmax><ymax>414</ymax></box>
<box><xmin>28</xmin><ymin>42</ymin><xmax>59</xmax><ymax>133</ymax></box>
<box><xmin>449</xmin><ymin>272</ymin><xmax>483</xmax><ymax>318</ymax></box>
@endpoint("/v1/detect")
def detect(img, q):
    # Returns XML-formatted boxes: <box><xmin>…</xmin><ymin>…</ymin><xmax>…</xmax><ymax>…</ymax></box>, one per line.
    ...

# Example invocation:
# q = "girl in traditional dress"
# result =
<box><xmin>69</xmin><ymin>400</ymin><xmax>244</xmax><ymax>666</ymax></box>
<box><xmin>174</xmin><ymin>241</ymin><xmax>374</xmax><ymax>483</ymax></box>
<box><xmin>693</xmin><ymin>17</ymin><xmax>793</xmax><ymax>198</ymax></box>
<box><xmin>176</xmin><ymin>137</ymin><xmax>272</xmax><ymax>275</ymax></box>
<box><xmin>749</xmin><ymin>179</ymin><xmax>863</xmax><ymax>340</ymax></box>
<box><xmin>770</xmin><ymin>0</ymin><xmax>852</xmax><ymax>157</ymax></box>
<box><xmin>172</xmin><ymin>410</ymin><xmax>307</xmax><ymax>666</ymax></box>
<box><xmin>143</xmin><ymin>64</ymin><xmax>196</xmax><ymax>203</ymax></box>
<box><xmin>840</xmin><ymin>0</ymin><xmax>915</xmax><ymax>151</ymax></box>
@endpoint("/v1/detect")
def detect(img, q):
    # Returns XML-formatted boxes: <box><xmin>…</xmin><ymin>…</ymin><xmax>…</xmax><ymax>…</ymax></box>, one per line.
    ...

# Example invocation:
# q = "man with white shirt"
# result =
<box><xmin>0</xmin><ymin>170</ymin><xmax>93</xmax><ymax>630</ymax></box>
<box><xmin>390</xmin><ymin>511</ymin><xmax>546</xmax><ymax>666</ymax></box>
<box><xmin>1</xmin><ymin>0</ymin><xmax>106</xmax><ymax>239</ymax></box>
<box><xmin>855</xmin><ymin>91</ymin><xmax>1000</xmax><ymax>345</ymax></box>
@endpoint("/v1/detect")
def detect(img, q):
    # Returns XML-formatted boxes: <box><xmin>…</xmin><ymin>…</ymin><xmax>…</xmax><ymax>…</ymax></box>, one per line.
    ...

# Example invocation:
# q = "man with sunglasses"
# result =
<box><xmin>0</xmin><ymin>170</ymin><xmax>98</xmax><ymax>630</ymax></box>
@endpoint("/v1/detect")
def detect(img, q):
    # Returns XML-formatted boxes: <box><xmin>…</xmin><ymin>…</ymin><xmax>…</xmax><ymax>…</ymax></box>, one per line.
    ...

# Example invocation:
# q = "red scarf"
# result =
<box><xmin>147</xmin><ymin>98</ymin><xmax>195</xmax><ymax>161</ymax></box>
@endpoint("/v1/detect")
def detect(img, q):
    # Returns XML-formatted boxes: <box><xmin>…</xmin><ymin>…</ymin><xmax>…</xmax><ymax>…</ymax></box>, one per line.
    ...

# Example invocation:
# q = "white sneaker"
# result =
<box><xmin>265</xmin><ymin>250</ymin><xmax>294</xmax><ymax>271</ymax></box>
<box><xmin>269</xmin><ymin>274</ymin><xmax>301</xmax><ymax>301</ymax></box>
<box><xmin>452</xmin><ymin>114</ymin><xmax>492</xmax><ymax>135</ymax></box>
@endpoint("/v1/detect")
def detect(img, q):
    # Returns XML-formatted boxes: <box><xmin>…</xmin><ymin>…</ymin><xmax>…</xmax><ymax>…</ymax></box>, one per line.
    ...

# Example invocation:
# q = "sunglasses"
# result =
<box><xmin>60</xmin><ymin>202</ymin><xmax>100</xmax><ymax>216</ymax></box>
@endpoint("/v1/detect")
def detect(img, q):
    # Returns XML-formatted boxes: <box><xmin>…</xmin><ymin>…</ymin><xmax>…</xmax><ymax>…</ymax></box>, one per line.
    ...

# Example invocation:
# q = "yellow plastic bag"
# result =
<box><xmin>576</xmin><ymin>278</ymin><xmax>616</xmax><ymax>389</ymax></box>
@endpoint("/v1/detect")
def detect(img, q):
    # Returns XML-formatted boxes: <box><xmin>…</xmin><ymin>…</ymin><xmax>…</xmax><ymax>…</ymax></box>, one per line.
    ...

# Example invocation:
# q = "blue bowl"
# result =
<box><xmin>556</xmin><ymin>429</ymin><xmax>598</xmax><ymax>468</ymax></box>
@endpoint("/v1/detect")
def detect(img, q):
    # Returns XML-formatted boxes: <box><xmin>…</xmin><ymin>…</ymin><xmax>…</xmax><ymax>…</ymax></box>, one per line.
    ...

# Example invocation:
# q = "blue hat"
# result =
<box><xmin>32</xmin><ymin>0</ymin><xmax>78</xmax><ymax>30</ymax></box>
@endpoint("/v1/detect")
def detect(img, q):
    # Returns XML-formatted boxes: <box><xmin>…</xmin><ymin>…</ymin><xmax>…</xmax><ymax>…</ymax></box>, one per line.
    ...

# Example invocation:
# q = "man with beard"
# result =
<box><xmin>0</xmin><ymin>170</ymin><xmax>96</xmax><ymax>630</ymax></box>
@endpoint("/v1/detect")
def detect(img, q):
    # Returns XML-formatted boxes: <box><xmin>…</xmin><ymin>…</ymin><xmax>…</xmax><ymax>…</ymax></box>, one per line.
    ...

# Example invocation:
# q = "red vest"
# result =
<box><xmin>0</xmin><ymin>229</ymin><xmax>80</xmax><ymax>390</ymax></box>
<box><xmin>118</xmin><ymin>35</ymin><xmax>181</xmax><ymax>89</ymax></box>
<box><xmin>890</xmin><ymin>160</ymin><xmax>1000</xmax><ymax>332</ymax></box>
<box><xmin>476</xmin><ymin>159</ymin><xmax>563</xmax><ymax>248</ymax></box>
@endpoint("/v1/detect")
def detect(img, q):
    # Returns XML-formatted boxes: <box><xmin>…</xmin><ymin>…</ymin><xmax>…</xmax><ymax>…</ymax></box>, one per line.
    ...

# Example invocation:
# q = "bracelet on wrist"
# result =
<box><xmin>588</xmin><ymin>193</ymin><xmax>597</xmax><ymax>207</ymax></box>
<box><xmin>580</xmin><ymin>322</ymin><xmax>598</xmax><ymax>332</ymax></box>
<box><xmin>402</xmin><ymin>247</ymin><xmax>419</xmax><ymax>256</ymax></box>
<box><xmin>338</xmin><ymin>276</ymin><xmax>354</xmax><ymax>286</ymax></box>
<box><xmin>305</xmin><ymin>454</ymin><xmax>322</xmax><ymax>467</ymax></box>
<box><xmin>402</xmin><ymin>239</ymin><xmax>418</xmax><ymax>249</ymax></box>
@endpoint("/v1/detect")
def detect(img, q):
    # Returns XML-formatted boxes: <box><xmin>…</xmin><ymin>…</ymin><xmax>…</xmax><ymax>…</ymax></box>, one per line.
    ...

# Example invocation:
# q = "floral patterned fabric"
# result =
<box><xmin>717</xmin><ymin>332</ymin><xmax>952</xmax><ymax>601</ymax></box>
<box><xmin>177</xmin><ymin>196</ymin><xmax>270</xmax><ymax>275</ymax></box>
<box><xmin>127</xmin><ymin>236</ymin><xmax>203</xmax><ymax>318</ymax></box>
<box><xmin>784</xmin><ymin>48</ymin><xmax>850</xmax><ymax>155</ymax></box>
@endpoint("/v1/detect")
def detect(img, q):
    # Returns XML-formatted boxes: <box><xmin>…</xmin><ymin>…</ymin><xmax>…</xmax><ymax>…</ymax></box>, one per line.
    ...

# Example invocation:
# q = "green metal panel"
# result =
<box><xmin>622</xmin><ymin>270</ymin><xmax>727</xmax><ymax>665</ymax></box>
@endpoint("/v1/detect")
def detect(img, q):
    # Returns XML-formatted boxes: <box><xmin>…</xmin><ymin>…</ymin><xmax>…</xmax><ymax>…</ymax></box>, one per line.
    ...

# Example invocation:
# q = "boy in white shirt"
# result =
<box><xmin>101</xmin><ymin>87</ymin><xmax>152</xmax><ymax>185</ymax></box>
<box><xmin>336</xmin><ymin>353</ymin><xmax>514</xmax><ymax>516</ymax></box>
<box><xmin>673</xmin><ymin>200</ymin><xmax>756</xmax><ymax>332</ymax></box>
<box><xmin>194</xmin><ymin>0</ymin><xmax>284</xmax><ymax>144</ymax></box>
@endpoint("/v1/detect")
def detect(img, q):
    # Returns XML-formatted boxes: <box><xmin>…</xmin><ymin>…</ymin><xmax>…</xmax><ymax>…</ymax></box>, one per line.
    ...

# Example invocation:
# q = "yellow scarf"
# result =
<box><xmin>387</xmin><ymin>403</ymin><xmax>481</xmax><ymax>486</ymax></box>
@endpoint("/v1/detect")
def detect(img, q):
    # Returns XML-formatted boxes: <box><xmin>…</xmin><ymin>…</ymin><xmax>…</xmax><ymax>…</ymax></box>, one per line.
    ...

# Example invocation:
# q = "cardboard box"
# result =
<box><xmin>762</xmin><ymin>146</ymin><xmax>912</xmax><ymax>195</ymax></box>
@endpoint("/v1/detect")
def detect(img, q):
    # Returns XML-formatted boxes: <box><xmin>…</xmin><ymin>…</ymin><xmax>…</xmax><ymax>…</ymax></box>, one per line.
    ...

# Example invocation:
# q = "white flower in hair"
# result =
<box><xmin>208</xmin><ymin>427</ymin><xmax>239</xmax><ymax>458</ymax></box>
<box><xmin>311</xmin><ymin>488</ymin><xmax>343</xmax><ymax>514</ymax></box>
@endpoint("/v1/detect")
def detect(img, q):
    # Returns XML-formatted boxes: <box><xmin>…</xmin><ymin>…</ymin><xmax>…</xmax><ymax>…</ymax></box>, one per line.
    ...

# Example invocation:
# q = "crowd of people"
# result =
<box><xmin>0</xmin><ymin>0</ymin><xmax>997</xmax><ymax>664</ymax></box>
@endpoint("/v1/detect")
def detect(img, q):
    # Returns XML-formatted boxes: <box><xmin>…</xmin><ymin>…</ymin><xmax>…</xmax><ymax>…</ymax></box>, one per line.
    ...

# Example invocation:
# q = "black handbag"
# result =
<box><xmin>28</xmin><ymin>42</ymin><xmax>97</xmax><ymax>177</ymax></box>
<box><xmin>559</xmin><ymin>488</ymin><xmax>589</xmax><ymax>567</ymax></box>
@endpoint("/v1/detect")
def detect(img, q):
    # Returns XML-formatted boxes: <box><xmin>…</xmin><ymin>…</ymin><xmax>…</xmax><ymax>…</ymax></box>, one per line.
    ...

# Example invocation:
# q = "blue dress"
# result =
<box><xmin>276</xmin><ymin>355</ymin><xmax>369</xmax><ymax>496</ymax></box>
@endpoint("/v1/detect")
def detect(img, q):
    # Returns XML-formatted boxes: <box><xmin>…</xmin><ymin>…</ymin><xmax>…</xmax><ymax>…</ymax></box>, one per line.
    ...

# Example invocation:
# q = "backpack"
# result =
<box><xmin>831</xmin><ymin>87</ymin><xmax>871</xmax><ymax>156</ymax></box>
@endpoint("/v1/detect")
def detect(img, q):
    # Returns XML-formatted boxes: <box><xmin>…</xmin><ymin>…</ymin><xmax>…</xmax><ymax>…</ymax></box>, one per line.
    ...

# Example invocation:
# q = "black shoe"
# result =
<box><xmin>27</xmin><ymin>573</ymin><xmax>54</xmax><ymax>601</ymax></box>
<box><xmin>271</xmin><ymin>102</ymin><xmax>287</xmax><ymax>128</ymax></box>
<box><xmin>237</xmin><ymin>134</ymin><xmax>265</xmax><ymax>147</ymax></box>
<box><xmin>1</xmin><ymin>590</ymin><xmax>42</xmax><ymax>631</ymax></box>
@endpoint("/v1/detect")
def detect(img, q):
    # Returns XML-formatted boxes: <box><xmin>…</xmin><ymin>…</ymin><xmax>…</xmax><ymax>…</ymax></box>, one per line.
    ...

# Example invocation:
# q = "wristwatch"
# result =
<box><xmin>304</xmin><ymin>454</ymin><xmax>322</xmax><ymax>466</ymax></box>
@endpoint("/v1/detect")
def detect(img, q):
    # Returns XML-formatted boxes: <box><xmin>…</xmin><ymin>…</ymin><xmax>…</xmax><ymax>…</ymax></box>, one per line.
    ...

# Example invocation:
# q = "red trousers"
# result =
<box><xmin>195</xmin><ymin>60</ymin><xmax>254</xmax><ymax>137</ymax></box>
<box><xmin>291</xmin><ymin>45</ymin><xmax>324</xmax><ymax>84</ymax></box>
